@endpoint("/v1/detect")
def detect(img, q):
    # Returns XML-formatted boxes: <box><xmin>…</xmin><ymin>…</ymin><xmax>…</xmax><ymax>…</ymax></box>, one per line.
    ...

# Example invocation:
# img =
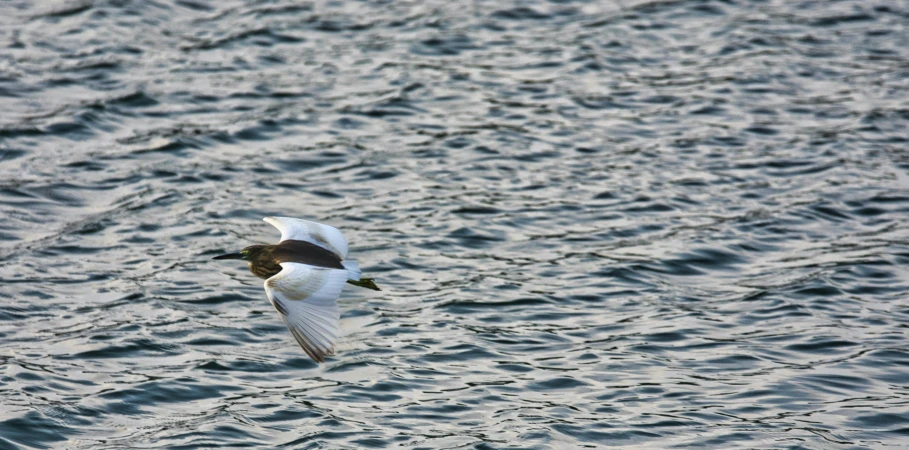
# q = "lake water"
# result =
<box><xmin>1</xmin><ymin>0</ymin><xmax>907</xmax><ymax>448</ymax></box>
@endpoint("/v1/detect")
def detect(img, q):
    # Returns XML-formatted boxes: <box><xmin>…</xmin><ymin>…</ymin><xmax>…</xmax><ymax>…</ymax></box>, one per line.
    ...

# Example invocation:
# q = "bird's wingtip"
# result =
<box><xmin>263</xmin><ymin>216</ymin><xmax>282</xmax><ymax>229</ymax></box>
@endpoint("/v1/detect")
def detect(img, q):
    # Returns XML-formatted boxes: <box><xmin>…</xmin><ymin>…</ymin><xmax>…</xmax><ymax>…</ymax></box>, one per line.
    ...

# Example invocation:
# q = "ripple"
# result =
<box><xmin>0</xmin><ymin>0</ymin><xmax>907</xmax><ymax>448</ymax></box>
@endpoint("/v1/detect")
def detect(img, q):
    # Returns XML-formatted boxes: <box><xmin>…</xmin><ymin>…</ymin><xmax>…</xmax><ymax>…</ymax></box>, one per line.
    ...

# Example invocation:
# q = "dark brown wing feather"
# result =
<box><xmin>271</xmin><ymin>240</ymin><xmax>345</xmax><ymax>269</ymax></box>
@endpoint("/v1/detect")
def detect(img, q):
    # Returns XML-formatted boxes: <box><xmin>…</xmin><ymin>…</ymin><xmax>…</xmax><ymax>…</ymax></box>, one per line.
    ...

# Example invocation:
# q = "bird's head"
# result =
<box><xmin>212</xmin><ymin>244</ymin><xmax>270</xmax><ymax>261</ymax></box>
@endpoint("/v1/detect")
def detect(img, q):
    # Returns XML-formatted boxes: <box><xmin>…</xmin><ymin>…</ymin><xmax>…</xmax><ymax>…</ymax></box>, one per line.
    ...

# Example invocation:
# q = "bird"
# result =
<box><xmin>213</xmin><ymin>217</ymin><xmax>379</xmax><ymax>363</ymax></box>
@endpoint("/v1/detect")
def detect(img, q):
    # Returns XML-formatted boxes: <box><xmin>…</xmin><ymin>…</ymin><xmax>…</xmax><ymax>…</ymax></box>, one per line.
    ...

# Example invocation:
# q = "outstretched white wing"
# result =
<box><xmin>264</xmin><ymin>262</ymin><xmax>348</xmax><ymax>363</ymax></box>
<box><xmin>263</xmin><ymin>216</ymin><xmax>349</xmax><ymax>258</ymax></box>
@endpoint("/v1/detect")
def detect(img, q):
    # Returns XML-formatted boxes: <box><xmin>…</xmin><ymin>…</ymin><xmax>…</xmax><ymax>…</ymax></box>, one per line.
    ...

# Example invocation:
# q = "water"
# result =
<box><xmin>1</xmin><ymin>0</ymin><xmax>907</xmax><ymax>448</ymax></box>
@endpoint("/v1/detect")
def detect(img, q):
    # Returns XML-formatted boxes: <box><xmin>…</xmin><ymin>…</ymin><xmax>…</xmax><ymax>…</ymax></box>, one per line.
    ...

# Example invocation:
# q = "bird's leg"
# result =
<box><xmin>347</xmin><ymin>278</ymin><xmax>381</xmax><ymax>291</ymax></box>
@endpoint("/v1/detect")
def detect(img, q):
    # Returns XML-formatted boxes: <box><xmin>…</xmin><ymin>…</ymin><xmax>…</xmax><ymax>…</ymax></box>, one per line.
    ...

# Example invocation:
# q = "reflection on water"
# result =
<box><xmin>1</xmin><ymin>0</ymin><xmax>908</xmax><ymax>448</ymax></box>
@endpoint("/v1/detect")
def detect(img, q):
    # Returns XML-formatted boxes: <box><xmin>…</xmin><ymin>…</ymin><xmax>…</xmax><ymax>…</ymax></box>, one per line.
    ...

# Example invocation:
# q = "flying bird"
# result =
<box><xmin>213</xmin><ymin>217</ymin><xmax>379</xmax><ymax>363</ymax></box>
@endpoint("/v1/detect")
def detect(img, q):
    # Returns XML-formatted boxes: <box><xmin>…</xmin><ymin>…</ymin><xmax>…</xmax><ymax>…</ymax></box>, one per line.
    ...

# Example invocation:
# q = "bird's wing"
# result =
<box><xmin>264</xmin><ymin>262</ymin><xmax>348</xmax><ymax>362</ymax></box>
<box><xmin>263</xmin><ymin>217</ymin><xmax>349</xmax><ymax>258</ymax></box>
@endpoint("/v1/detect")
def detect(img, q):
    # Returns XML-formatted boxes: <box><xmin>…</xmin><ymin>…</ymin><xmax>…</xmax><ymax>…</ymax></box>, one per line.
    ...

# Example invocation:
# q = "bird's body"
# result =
<box><xmin>213</xmin><ymin>217</ymin><xmax>379</xmax><ymax>363</ymax></box>
<box><xmin>243</xmin><ymin>240</ymin><xmax>345</xmax><ymax>279</ymax></box>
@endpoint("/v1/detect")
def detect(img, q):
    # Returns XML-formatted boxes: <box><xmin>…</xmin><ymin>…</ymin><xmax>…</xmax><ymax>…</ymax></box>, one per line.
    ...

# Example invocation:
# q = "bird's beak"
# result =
<box><xmin>212</xmin><ymin>253</ymin><xmax>244</xmax><ymax>260</ymax></box>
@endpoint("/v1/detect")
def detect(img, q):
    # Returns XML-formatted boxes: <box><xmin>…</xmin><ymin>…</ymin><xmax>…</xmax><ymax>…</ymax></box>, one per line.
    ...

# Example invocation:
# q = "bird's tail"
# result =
<box><xmin>342</xmin><ymin>260</ymin><xmax>360</xmax><ymax>280</ymax></box>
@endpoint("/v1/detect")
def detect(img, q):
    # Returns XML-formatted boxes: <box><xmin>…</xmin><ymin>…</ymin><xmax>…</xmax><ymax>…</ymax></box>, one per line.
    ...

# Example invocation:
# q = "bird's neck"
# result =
<box><xmin>248</xmin><ymin>256</ymin><xmax>282</xmax><ymax>280</ymax></box>
<box><xmin>249</xmin><ymin>261</ymin><xmax>281</xmax><ymax>279</ymax></box>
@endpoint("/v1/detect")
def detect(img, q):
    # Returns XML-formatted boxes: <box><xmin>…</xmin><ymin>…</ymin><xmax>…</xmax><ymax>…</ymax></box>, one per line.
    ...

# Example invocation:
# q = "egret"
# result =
<box><xmin>213</xmin><ymin>217</ymin><xmax>379</xmax><ymax>362</ymax></box>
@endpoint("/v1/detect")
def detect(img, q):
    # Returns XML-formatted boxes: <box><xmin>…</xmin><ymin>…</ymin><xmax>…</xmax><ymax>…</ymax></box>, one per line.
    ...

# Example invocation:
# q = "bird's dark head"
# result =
<box><xmin>212</xmin><ymin>244</ymin><xmax>271</xmax><ymax>261</ymax></box>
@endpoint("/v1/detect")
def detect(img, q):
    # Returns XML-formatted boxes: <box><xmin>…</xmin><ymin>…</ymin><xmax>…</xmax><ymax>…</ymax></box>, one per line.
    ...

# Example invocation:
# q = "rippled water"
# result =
<box><xmin>1</xmin><ymin>0</ymin><xmax>908</xmax><ymax>448</ymax></box>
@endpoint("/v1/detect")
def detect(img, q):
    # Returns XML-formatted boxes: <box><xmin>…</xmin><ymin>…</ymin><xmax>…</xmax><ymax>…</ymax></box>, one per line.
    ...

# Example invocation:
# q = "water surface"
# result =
<box><xmin>1</xmin><ymin>0</ymin><xmax>908</xmax><ymax>448</ymax></box>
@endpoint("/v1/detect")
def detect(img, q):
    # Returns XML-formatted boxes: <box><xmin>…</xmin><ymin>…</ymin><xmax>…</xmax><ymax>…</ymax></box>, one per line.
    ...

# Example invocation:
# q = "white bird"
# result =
<box><xmin>213</xmin><ymin>217</ymin><xmax>379</xmax><ymax>363</ymax></box>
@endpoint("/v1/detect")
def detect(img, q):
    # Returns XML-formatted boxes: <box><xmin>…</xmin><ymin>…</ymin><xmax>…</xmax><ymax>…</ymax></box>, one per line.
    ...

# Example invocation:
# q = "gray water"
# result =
<box><xmin>1</xmin><ymin>0</ymin><xmax>908</xmax><ymax>448</ymax></box>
